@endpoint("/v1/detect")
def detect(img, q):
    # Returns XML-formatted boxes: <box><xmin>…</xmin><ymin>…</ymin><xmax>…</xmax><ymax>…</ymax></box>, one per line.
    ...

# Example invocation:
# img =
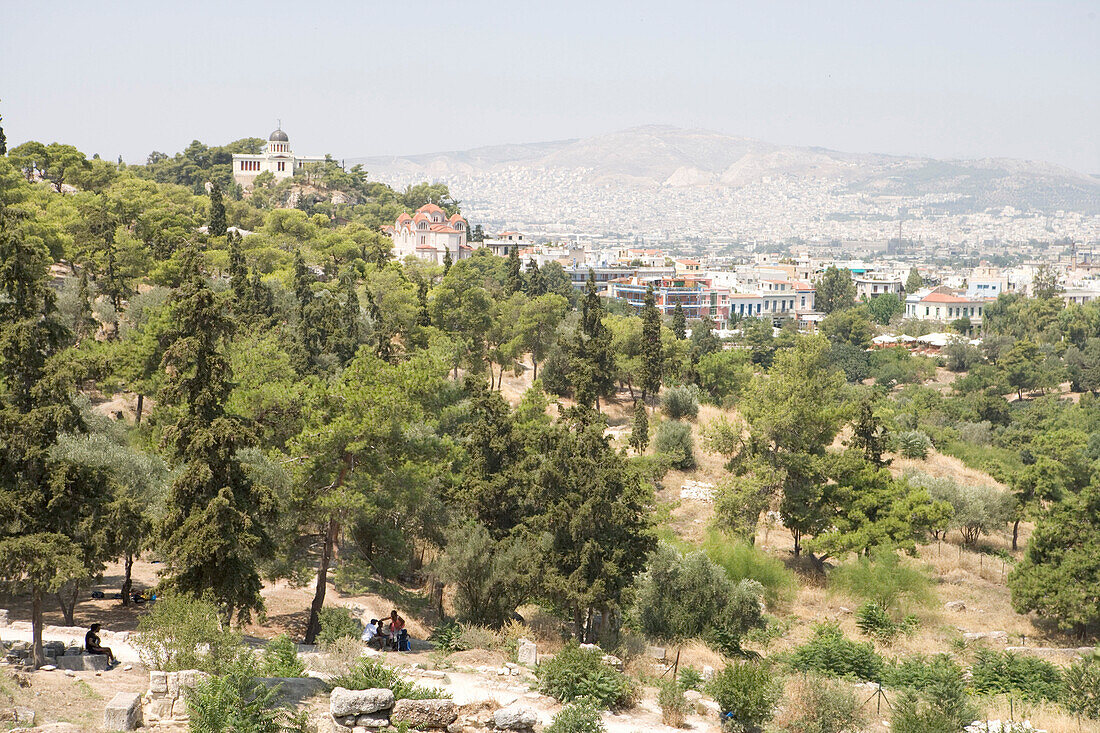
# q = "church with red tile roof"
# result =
<box><xmin>386</xmin><ymin>204</ymin><xmax>469</xmax><ymax>265</ymax></box>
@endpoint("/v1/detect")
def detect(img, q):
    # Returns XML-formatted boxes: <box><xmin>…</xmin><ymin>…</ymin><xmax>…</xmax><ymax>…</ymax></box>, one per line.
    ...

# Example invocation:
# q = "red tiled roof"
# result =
<box><xmin>429</xmin><ymin>224</ymin><xmax>459</xmax><ymax>233</ymax></box>
<box><xmin>417</xmin><ymin>204</ymin><xmax>445</xmax><ymax>215</ymax></box>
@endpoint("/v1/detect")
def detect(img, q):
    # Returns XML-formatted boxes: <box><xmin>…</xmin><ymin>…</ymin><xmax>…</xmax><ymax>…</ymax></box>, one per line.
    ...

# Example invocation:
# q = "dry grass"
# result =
<box><xmin>891</xmin><ymin>451</ymin><xmax>1008</xmax><ymax>491</ymax></box>
<box><xmin>980</xmin><ymin>697</ymin><xmax>1098</xmax><ymax>733</ymax></box>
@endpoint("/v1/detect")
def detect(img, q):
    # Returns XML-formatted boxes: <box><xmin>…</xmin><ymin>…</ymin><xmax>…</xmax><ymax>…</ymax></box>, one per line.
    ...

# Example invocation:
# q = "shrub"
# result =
<box><xmin>431</xmin><ymin>621</ymin><xmax>465</xmax><ymax>653</ymax></box>
<box><xmin>677</xmin><ymin>667</ymin><xmax>704</xmax><ymax>692</ymax></box>
<box><xmin>701</xmin><ymin>532</ymin><xmax>799</xmax><ymax>611</ymax></box>
<box><xmin>259</xmin><ymin>634</ymin><xmax>306</xmax><ymax>678</ymax></box>
<box><xmin>457</xmin><ymin>624</ymin><xmax>500</xmax><ymax>651</ymax></box>
<box><xmin>316</xmin><ymin>606</ymin><xmax>362</xmax><ymax>646</ymax></box>
<box><xmin>706</xmin><ymin>661</ymin><xmax>780</xmax><ymax>732</ymax></box>
<box><xmin>330</xmin><ymin>658</ymin><xmax>448</xmax><ymax>700</ymax></box>
<box><xmin>855</xmin><ymin>602</ymin><xmax>917</xmax><ymax>642</ymax></box>
<box><xmin>1062</xmin><ymin>650</ymin><xmax>1100</xmax><ymax>720</ymax></box>
<box><xmin>657</xmin><ymin>681</ymin><xmax>689</xmax><ymax>727</ymax></box>
<box><xmin>435</xmin><ymin>520</ymin><xmax>530</xmax><ymax>627</ymax></box>
<box><xmin>537</xmin><ymin>643</ymin><xmax>634</xmax><ymax>709</ymax></box>
<box><xmin>654</xmin><ymin>419</ymin><xmax>696</xmax><ymax>469</ymax></box>
<box><xmin>828</xmin><ymin>551</ymin><xmax>934</xmax><ymax>615</ymax></box>
<box><xmin>906</xmin><ymin>472</ymin><xmax>1014</xmax><ymax>545</ymax></box>
<box><xmin>544</xmin><ymin>697</ymin><xmax>606</xmax><ymax>733</ymax></box>
<box><xmin>788</xmin><ymin>623</ymin><xmax>884</xmax><ymax>682</ymax></box>
<box><xmin>662</xmin><ymin>384</ymin><xmax>700</xmax><ymax>420</ymax></box>
<box><xmin>970</xmin><ymin>649</ymin><xmax>1064</xmax><ymax>703</ymax></box>
<box><xmin>883</xmin><ymin>654</ymin><xmax>967</xmax><ymax>695</ymax></box>
<box><xmin>889</xmin><ymin>659</ymin><xmax>978</xmax><ymax>733</ymax></box>
<box><xmin>186</xmin><ymin>656</ymin><xmax>312</xmax><ymax>733</ymax></box>
<box><xmin>632</xmin><ymin>544</ymin><xmax>765</xmax><ymax>655</ymax></box>
<box><xmin>131</xmin><ymin>593</ymin><xmax>241</xmax><ymax>673</ymax></box>
<box><xmin>895</xmin><ymin>430</ymin><xmax>932</xmax><ymax>459</ymax></box>
<box><xmin>773</xmin><ymin>673</ymin><xmax>865</xmax><ymax>733</ymax></box>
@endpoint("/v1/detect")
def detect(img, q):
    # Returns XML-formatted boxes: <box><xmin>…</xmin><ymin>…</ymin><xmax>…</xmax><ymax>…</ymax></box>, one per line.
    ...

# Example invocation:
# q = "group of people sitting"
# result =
<box><xmin>361</xmin><ymin>610</ymin><xmax>409</xmax><ymax>651</ymax></box>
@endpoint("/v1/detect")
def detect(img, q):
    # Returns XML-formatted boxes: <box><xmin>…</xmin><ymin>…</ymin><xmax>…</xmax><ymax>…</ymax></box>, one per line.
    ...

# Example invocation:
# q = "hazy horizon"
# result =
<box><xmin>3</xmin><ymin>1</ymin><xmax>1098</xmax><ymax>172</ymax></box>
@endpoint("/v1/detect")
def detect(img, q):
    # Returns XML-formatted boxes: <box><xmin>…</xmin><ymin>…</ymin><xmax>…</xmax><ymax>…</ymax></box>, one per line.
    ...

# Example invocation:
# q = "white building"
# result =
<box><xmin>482</xmin><ymin>231</ymin><xmax>526</xmax><ymax>257</ymax></box>
<box><xmin>905</xmin><ymin>287</ymin><xmax>989</xmax><ymax>324</ymax></box>
<box><xmin>387</xmin><ymin>204</ymin><xmax>470</xmax><ymax>265</ymax></box>
<box><xmin>854</xmin><ymin>275</ymin><xmax>904</xmax><ymax>300</ymax></box>
<box><xmin>232</xmin><ymin>128</ymin><xmax>325</xmax><ymax>188</ymax></box>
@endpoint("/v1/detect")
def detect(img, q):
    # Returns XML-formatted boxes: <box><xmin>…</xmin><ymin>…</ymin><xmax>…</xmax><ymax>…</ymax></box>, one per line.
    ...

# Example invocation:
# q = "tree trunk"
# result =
<box><xmin>121</xmin><ymin>553</ymin><xmax>134</xmax><ymax>606</ymax></box>
<box><xmin>1012</xmin><ymin>519</ymin><xmax>1020</xmax><ymax>552</ymax></box>
<box><xmin>32</xmin><ymin>586</ymin><xmax>45</xmax><ymax>668</ymax></box>
<box><xmin>532</xmin><ymin>360</ymin><xmax>539</xmax><ymax>381</ymax></box>
<box><xmin>304</xmin><ymin>518</ymin><xmax>338</xmax><ymax>645</ymax></box>
<box><xmin>792</xmin><ymin>529</ymin><xmax>801</xmax><ymax>557</ymax></box>
<box><xmin>135</xmin><ymin>394</ymin><xmax>144</xmax><ymax>425</ymax></box>
<box><xmin>499</xmin><ymin>363</ymin><xmax>505</xmax><ymax>389</ymax></box>
<box><xmin>57</xmin><ymin>580</ymin><xmax>80</xmax><ymax>626</ymax></box>
<box><xmin>573</xmin><ymin>607</ymin><xmax>584</xmax><ymax>641</ymax></box>
<box><xmin>627</xmin><ymin>380</ymin><xmax>635</xmax><ymax>400</ymax></box>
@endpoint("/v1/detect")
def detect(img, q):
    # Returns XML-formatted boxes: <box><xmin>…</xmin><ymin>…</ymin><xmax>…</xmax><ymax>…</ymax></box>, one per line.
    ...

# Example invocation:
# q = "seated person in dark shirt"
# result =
<box><xmin>85</xmin><ymin>623</ymin><xmax>117</xmax><ymax>665</ymax></box>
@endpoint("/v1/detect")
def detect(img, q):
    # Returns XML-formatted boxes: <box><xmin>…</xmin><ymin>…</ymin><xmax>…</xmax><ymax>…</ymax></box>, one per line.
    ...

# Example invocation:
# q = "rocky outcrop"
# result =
<box><xmin>389</xmin><ymin>698</ymin><xmax>457</xmax><ymax>729</ymax></box>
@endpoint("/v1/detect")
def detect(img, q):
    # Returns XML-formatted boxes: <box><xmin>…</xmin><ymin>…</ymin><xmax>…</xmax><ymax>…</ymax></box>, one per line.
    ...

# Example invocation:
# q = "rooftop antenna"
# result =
<box><xmin>277</xmin><ymin>118</ymin><xmax>282</xmax><ymax>130</ymax></box>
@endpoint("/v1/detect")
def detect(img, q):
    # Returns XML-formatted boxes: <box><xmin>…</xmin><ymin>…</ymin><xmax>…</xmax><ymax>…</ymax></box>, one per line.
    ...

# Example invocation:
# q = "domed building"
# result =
<box><xmin>231</xmin><ymin>126</ymin><xmax>325</xmax><ymax>187</ymax></box>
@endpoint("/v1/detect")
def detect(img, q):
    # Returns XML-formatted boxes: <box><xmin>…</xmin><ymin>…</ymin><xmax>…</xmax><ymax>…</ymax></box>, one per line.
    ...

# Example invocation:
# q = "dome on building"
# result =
<box><xmin>269</xmin><ymin>128</ymin><xmax>289</xmax><ymax>142</ymax></box>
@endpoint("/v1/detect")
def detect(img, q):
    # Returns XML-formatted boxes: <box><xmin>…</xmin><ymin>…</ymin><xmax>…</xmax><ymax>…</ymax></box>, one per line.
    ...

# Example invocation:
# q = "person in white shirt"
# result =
<box><xmin>361</xmin><ymin>618</ymin><xmax>382</xmax><ymax>649</ymax></box>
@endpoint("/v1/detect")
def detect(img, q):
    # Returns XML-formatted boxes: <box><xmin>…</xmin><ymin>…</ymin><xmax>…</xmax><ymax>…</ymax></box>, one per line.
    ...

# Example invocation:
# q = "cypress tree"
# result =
<box><xmin>505</xmin><ymin>246</ymin><xmax>522</xmax><ymax>295</ymax></box>
<box><xmin>525</xmin><ymin>259</ymin><xmax>545</xmax><ymax>296</ymax></box>
<box><xmin>208</xmin><ymin>180</ymin><xmax>227</xmax><ymax>237</ymax></box>
<box><xmin>292</xmin><ymin>250</ymin><xmax>319</xmax><ymax>371</ymax></box>
<box><xmin>0</xmin><ymin>107</ymin><xmax>6</xmax><ymax>156</ymax></box>
<box><xmin>630</xmin><ymin>401</ymin><xmax>650</xmax><ymax>452</ymax></box>
<box><xmin>228</xmin><ymin>232</ymin><xmax>248</xmax><ymax>306</ymax></box>
<box><xmin>416</xmin><ymin>279</ymin><xmax>431</xmax><ymax>327</ymax></box>
<box><xmin>340</xmin><ymin>269</ymin><xmax>362</xmax><ymax>363</ymax></box>
<box><xmin>157</xmin><ymin>250</ymin><xmax>274</xmax><ymax>623</ymax></box>
<box><xmin>570</xmin><ymin>270</ymin><xmax>615</xmax><ymax>410</ymax></box>
<box><xmin>75</xmin><ymin>269</ymin><xmax>97</xmax><ymax>341</ymax></box>
<box><xmin>443</xmin><ymin>248</ymin><xmax>453</xmax><ymax>275</ymax></box>
<box><xmin>640</xmin><ymin>284</ymin><xmax>663</xmax><ymax>400</ymax></box>
<box><xmin>672</xmin><ymin>301</ymin><xmax>687</xmax><ymax>340</ymax></box>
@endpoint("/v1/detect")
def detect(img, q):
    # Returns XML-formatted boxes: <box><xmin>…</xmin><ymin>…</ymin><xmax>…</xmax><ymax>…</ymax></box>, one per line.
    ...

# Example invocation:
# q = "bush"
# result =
<box><xmin>889</xmin><ymin>658</ymin><xmax>978</xmax><ymax>733</ymax></box>
<box><xmin>131</xmin><ymin>594</ymin><xmax>242</xmax><ymax>673</ymax></box>
<box><xmin>259</xmin><ymin>634</ymin><xmax>306</xmax><ymax>678</ymax></box>
<box><xmin>828</xmin><ymin>551</ymin><xmax>933</xmax><ymax>615</ymax></box>
<box><xmin>662</xmin><ymin>384</ymin><xmax>700</xmax><ymax>420</ymax></box>
<box><xmin>883</xmin><ymin>654</ymin><xmax>967</xmax><ymax>695</ymax></box>
<box><xmin>186</xmin><ymin>656</ymin><xmax>312</xmax><ymax>733</ymax></box>
<box><xmin>773</xmin><ymin>673</ymin><xmax>865</xmax><ymax>733</ymax></box>
<box><xmin>895</xmin><ymin>430</ymin><xmax>932</xmax><ymax>459</ymax></box>
<box><xmin>906</xmin><ymin>472</ymin><xmax>1014</xmax><ymax>545</ymax></box>
<box><xmin>1062</xmin><ymin>651</ymin><xmax>1100</xmax><ymax>720</ymax></box>
<box><xmin>970</xmin><ymin>649</ymin><xmax>1064</xmax><ymax>703</ymax></box>
<box><xmin>655</xmin><ymin>420</ymin><xmax>696</xmax><ymax>469</ymax></box>
<box><xmin>435</xmin><ymin>520</ymin><xmax>530</xmax><ymax>627</ymax></box>
<box><xmin>544</xmin><ymin>697</ymin><xmax>606</xmax><ymax>733</ymax></box>
<box><xmin>330</xmin><ymin>658</ymin><xmax>448</xmax><ymax>700</ymax></box>
<box><xmin>657</xmin><ymin>681</ymin><xmax>689</xmax><ymax>727</ymax></box>
<box><xmin>855</xmin><ymin>602</ymin><xmax>917</xmax><ymax>642</ymax></box>
<box><xmin>701</xmin><ymin>533</ymin><xmax>799</xmax><ymax>611</ymax></box>
<box><xmin>706</xmin><ymin>661</ymin><xmax>780</xmax><ymax>732</ymax></box>
<box><xmin>788</xmin><ymin>623</ymin><xmax>884</xmax><ymax>682</ymax></box>
<box><xmin>316</xmin><ymin>606</ymin><xmax>362</xmax><ymax>646</ymax></box>
<box><xmin>537</xmin><ymin>643</ymin><xmax>634</xmax><ymax>709</ymax></box>
<box><xmin>677</xmin><ymin>667</ymin><xmax>704</xmax><ymax>691</ymax></box>
<box><xmin>632</xmin><ymin>544</ymin><xmax>765</xmax><ymax>655</ymax></box>
<box><xmin>431</xmin><ymin>621</ymin><xmax>465</xmax><ymax>653</ymax></box>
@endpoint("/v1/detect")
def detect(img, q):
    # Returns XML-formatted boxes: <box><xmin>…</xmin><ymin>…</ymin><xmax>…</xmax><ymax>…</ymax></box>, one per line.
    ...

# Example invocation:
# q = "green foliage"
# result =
<box><xmin>655</xmin><ymin>419</ymin><xmax>695</xmax><ymax>469</ymax></box>
<box><xmin>700</xmin><ymin>533</ymin><xmax>798</xmax><ymax>611</ymax></box>
<box><xmin>316</xmin><ymin>607</ymin><xmax>363</xmax><ymax>646</ymax></box>
<box><xmin>705</xmin><ymin>661</ymin><xmax>780</xmax><ymax>731</ymax></box>
<box><xmin>544</xmin><ymin>697</ymin><xmax>607</xmax><ymax>733</ymax></box>
<box><xmin>537</xmin><ymin>643</ymin><xmax>635</xmax><ymax>709</ymax></box>
<box><xmin>330</xmin><ymin>658</ymin><xmax>449</xmax><ymax>700</ymax></box>
<box><xmin>822</xmin><ymin>306</ymin><xmax>872</xmax><ymax>348</ymax></box>
<box><xmin>905</xmin><ymin>472</ymin><xmax>1013</xmax><ymax>545</ymax></box>
<box><xmin>259</xmin><ymin>635</ymin><xmax>306</xmax><ymax>678</ymax></box>
<box><xmin>632</xmin><ymin>544</ymin><xmax>766</xmax><ymax>652</ymax></box>
<box><xmin>894</xmin><ymin>430</ymin><xmax>932</xmax><ymax>458</ymax></box>
<box><xmin>186</xmin><ymin>655</ymin><xmax>312</xmax><ymax>733</ymax></box>
<box><xmin>816</xmin><ymin>266</ymin><xmax>857</xmax><ymax>314</ymax></box>
<box><xmin>677</xmin><ymin>667</ymin><xmax>704</xmax><ymax>691</ymax></box>
<box><xmin>828</xmin><ymin>551</ymin><xmax>933</xmax><ymax>615</ymax></box>
<box><xmin>131</xmin><ymin>594</ymin><xmax>242</xmax><ymax>673</ymax></box>
<box><xmin>788</xmin><ymin>623</ymin><xmax>884</xmax><ymax>682</ymax></box>
<box><xmin>855</xmin><ymin>602</ymin><xmax>916</xmax><ymax>642</ymax></box>
<box><xmin>436</xmin><ymin>520</ymin><xmax>530</xmax><ymax>628</ymax></box>
<box><xmin>629</xmin><ymin>402</ymin><xmax>650</xmax><ymax>452</ymax></box>
<box><xmin>695</xmin><ymin>348</ymin><xmax>752</xmax><ymax>405</ymax></box>
<box><xmin>657</xmin><ymin>680</ymin><xmax>689</xmax><ymax>727</ymax></box>
<box><xmin>867</xmin><ymin>293</ymin><xmax>904</xmax><ymax>325</ymax></box>
<box><xmin>661</xmin><ymin>384</ymin><xmax>700</xmax><ymax>420</ymax></box>
<box><xmin>1062</xmin><ymin>651</ymin><xmax>1100</xmax><ymax>720</ymax></box>
<box><xmin>774</xmin><ymin>673</ymin><xmax>865</xmax><ymax>733</ymax></box>
<box><xmin>887</xmin><ymin>654</ymin><xmax>979</xmax><ymax>733</ymax></box>
<box><xmin>969</xmin><ymin>649</ymin><xmax>1064</xmax><ymax>703</ymax></box>
<box><xmin>883</xmin><ymin>653</ymin><xmax>967</xmax><ymax>695</ymax></box>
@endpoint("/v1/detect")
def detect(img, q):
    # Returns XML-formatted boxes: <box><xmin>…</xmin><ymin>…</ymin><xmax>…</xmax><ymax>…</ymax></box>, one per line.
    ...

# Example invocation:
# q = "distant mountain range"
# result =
<box><xmin>349</xmin><ymin>126</ymin><xmax>1100</xmax><ymax>236</ymax></box>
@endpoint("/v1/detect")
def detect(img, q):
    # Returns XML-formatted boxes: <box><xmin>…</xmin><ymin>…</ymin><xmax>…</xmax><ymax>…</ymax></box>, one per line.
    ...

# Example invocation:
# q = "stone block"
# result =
<box><xmin>166</xmin><ymin>671</ymin><xmax>180</xmax><ymax>696</ymax></box>
<box><xmin>493</xmin><ymin>705</ymin><xmax>537</xmax><ymax>730</ymax></box>
<box><xmin>944</xmin><ymin>601</ymin><xmax>966</xmax><ymax>612</ymax></box>
<box><xmin>702</xmin><ymin>664</ymin><xmax>715</xmax><ymax>682</ymax></box>
<box><xmin>255</xmin><ymin>676</ymin><xmax>328</xmax><ymax>706</ymax></box>
<box><xmin>104</xmin><ymin>691</ymin><xmax>143</xmax><ymax>731</ymax></box>
<box><xmin>330</xmin><ymin>687</ymin><xmax>396</xmax><ymax>717</ymax></box>
<box><xmin>354</xmin><ymin>712</ymin><xmax>389</xmax><ymax>728</ymax></box>
<box><xmin>646</xmin><ymin>645</ymin><xmax>667</xmax><ymax>661</ymax></box>
<box><xmin>145</xmin><ymin>696</ymin><xmax>175</xmax><ymax>720</ymax></box>
<box><xmin>171</xmin><ymin>694</ymin><xmax>191</xmax><ymax>719</ymax></box>
<box><xmin>56</xmin><ymin>653</ymin><xmax>108</xmax><ymax>671</ymax></box>
<box><xmin>390</xmin><ymin>698</ymin><xmax>457</xmax><ymax>729</ymax></box>
<box><xmin>149</xmin><ymin>670</ymin><xmax>168</xmax><ymax>694</ymax></box>
<box><xmin>516</xmin><ymin>639</ymin><xmax>537</xmax><ymax>666</ymax></box>
<box><xmin>14</xmin><ymin>706</ymin><xmax>35</xmax><ymax>726</ymax></box>
<box><xmin>0</xmin><ymin>608</ymin><xmax>10</xmax><ymax>625</ymax></box>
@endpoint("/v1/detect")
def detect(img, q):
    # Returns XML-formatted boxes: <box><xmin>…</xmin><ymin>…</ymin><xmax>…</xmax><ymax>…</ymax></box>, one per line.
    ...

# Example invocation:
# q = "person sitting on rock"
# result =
<box><xmin>85</xmin><ymin>623</ymin><xmax>116</xmax><ymax>666</ymax></box>
<box><xmin>361</xmin><ymin>618</ymin><xmax>383</xmax><ymax>649</ymax></box>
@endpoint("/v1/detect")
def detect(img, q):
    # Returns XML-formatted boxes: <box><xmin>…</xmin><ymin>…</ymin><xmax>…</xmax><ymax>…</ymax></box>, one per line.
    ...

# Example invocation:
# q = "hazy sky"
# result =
<box><xmin>3</xmin><ymin>1</ymin><xmax>1098</xmax><ymax>172</ymax></box>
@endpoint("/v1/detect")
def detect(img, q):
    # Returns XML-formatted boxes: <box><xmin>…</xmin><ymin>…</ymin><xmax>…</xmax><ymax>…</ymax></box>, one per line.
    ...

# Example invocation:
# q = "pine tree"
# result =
<box><xmin>847</xmin><ymin>398</ymin><xmax>891</xmax><ymax>467</ymax></box>
<box><xmin>630</xmin><ymin>401</ymin><xmax>650</xmax><ymax>452</ymax></box>
<box><xmin>75</xmin><ymin>269</ymin><xmax>97</xmax><ymax>341</ymax></box>
<box><xmin>672</xmin><ymin>301</ymin><xmax>687</xmax><ymax>340</ymax></box>
<box><xmin>905</xmin><ymin>267</ymin><xmax>923</xmax><ymax>293</ymax></box>
<box><xmin>443</xmin><ymin>248</ymin><xmax>453</xmax><ymax>274</ymax></box>
<box><xmin>340</xmin><ymin>269</ymin><xmax>362</xmax><ymax>364</ymax></box>
<box><xmin>157</xmin><ymin>250</ymin><xmax>274</xmax><ymax>623</ymax></box>
<box><xmin>208</xmin><ymin>180</ymin><xmax>227</xmax><ymax>237</ymax></box>
<box><xmin>570</xmin><ymin>271</ymin><xmax>615</xmax><ymax>410</ymax></box>
<box><xmin>291</xmin><ymin>250</ymin><xmax>319</xmax><ymax>371</ymax></box>
<box><xmin>640</xmin><ymin>284</ymin><xmax>663</xmax><ymax>400</ymax></box>
<box><xmin>505</xmin><ymin>246</ymin><xmax>522</xmax><ymax>295</ymax></box>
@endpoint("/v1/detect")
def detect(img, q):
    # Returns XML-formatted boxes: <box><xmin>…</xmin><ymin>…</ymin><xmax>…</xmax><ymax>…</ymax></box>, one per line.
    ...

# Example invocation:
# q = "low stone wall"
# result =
<box><xmin>145</xmin><ymin>669</ymin><xmax>208</xmax><ymax>723</ymax></box>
